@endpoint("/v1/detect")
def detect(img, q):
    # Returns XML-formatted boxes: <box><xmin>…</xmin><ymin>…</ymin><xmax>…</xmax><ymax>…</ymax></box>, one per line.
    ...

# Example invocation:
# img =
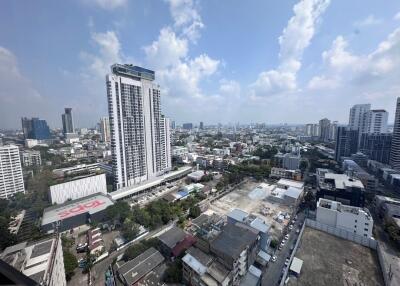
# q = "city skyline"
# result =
<box><xmin>1</xmin><ymin>0</ymin><xmax>400</xmax><ymax>129</ymax></box>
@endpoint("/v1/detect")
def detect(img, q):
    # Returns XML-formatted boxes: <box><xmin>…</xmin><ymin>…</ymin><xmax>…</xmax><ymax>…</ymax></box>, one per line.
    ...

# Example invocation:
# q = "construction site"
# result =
<box><xmin>205</xmin><ymin>180</ymin><xmax>299</xmax><ymax>238</ymax></box>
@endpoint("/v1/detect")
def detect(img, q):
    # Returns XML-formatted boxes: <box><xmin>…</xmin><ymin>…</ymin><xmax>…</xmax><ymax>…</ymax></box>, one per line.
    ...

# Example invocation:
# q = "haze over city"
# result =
<box><xmin>2</xmin><ymin>1</ymin><xmax>400</xmax><ymax>286</ymax></box>
<box><xmin>1</xmin><ymin>0</ymin><xmax>400</xmax><ymax>128</ymax></box>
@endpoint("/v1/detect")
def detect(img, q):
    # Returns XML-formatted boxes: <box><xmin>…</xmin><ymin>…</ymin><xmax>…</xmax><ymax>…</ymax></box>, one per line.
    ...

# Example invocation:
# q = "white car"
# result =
<box><xmin>288</xmin><ymin>225</ymin><xmax>293</xmax><ymax>230</ymax></box>
<box><xmin>284</xmin><ymin>258</ymin><xmax>290</xmax><ymax>266</ymax></box>
<box><xmin>271</xmin><ymin>256</ymin><xmax>277</xmax><ymax>262</ymax></box>
<box><xmin>284</xmin><ymin>234</ymin><xmax>289</xmax><ymax>240</ymax></box>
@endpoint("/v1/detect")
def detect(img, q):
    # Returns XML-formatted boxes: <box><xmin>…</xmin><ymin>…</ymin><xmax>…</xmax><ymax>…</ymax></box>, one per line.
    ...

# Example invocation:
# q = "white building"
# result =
<box><xmin>1</xmin><ymin>237</ymin><xmax>67</xmax><ymax>286</ymax></box>
<box><xmin>348</xmin><ymin>104</ymin><xmax>371</xmax><ymax>132</ymax></box>
<box><xmin>0</xmin><ymin>145</ymin><xmax>25</xmax><ymax>199</ymax></box>
<box><xmin>106</xmin><ymin>64</ymin><xmax>172</xmax><ymax>190</ymax></box>
<box><xmin>49</xmin><ymin>173</ymin><xmax>107</xmax><ymax>204</ymax></box>
<box><xmin>365</xmin><ymin>109</ymin><xmax>388</xmax><ymax>134</ymax></box>
<box><xmin>21</xmin><ymin>150</ymin><xmax>42</xmax><ymax>167</ymax></box>
<box><xmin>316</xmin><ymin>198</ymin><xmax>373</xmax><ymax>238</ymax></box>
<box><xmin>99</xmin><ymin>116</ymin><xmax>111</xmax><ymax>142</ymax></box>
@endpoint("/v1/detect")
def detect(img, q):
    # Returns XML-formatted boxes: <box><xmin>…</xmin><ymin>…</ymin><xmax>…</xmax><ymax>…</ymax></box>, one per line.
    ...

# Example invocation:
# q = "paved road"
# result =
<box><xmin>90</xmin><ymin>221</ymin><xmax>175</xmax><ymax>286</ymax></box>
<box><xmin>262</xmin><ymin>212</ymin><xmax>305</xmax><ymax>286</ymax></box>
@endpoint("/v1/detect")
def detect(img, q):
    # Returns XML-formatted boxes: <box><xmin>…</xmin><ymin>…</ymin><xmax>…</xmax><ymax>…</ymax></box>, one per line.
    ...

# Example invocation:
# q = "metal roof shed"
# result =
<box><xmin>290</xmin><ymin>257</ymin><xmax>303</xmax><ymax>275</ymax></box>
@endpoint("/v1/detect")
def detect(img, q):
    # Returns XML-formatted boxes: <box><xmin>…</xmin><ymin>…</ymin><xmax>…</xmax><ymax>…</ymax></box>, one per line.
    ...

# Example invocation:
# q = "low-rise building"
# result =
<box><xmin>21</xmin><ymin>150</ymin><xmax>42</xmax><ymax>167</ymax></box>
<box><xmin>188</xmin><ymin>170</ymin><xmax>206</xmax><ymax>182</ymax></box>
<box><xmin>158</xmin><ymin>226</ymin><xmax>196</xmax><ymax>259</ymax></box>
<box><xmin>41</xmin><ymin>193</ymin><xmax>114</xmax><ymax>233</ymax></box>
<box><xmin>270</xmin><ymin>168</ymin><xmax>301</xmax><ymax>181</ymax></box>
<box><xmin>210</xmin><ymin>224</ymin><xmax>259</xmax><ymax>284</ymax></box>
<box><xmin>274</xmin><ymin>153</ymin><xmax>301</xmax><ymax>170</ymax></box>
<box><xmin>226</xmin><ymin>209</ymin><xmax>271</xmax><ymax>251</ymax></box>
<box><xmin>1</xmin><ymin>237</ymin><xmax>66</xmax><ymax>286</ymax></box>
<box><xmin>316</xmin><ymin>198</ymin><xmax>373</xmax><ymax>238</ymax></box>
<box><xmin>115</xmin><ymin>247</ymin><xmax>165</xmax><ymax>286</ymax></box>
<box><xmin>317</xmin><ymin>172</ymin><xmax>365</xmax><ymax>207</ymax></box>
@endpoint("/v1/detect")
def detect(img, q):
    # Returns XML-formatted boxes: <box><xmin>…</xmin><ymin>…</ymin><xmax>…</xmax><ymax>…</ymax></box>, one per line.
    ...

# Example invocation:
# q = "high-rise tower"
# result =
<box><xmin>390</xmin><ymin>98</ymin><xmax>400</xmax><ymax>171</ymax></box>
<box><xmin>62</xmin><ymin>108</ymin><xmax>74</xmax><ymax>135</ymax></box>
<box><xmin>106</xmin><ymin>64</ymin><xmax>171</xmax><ymax>190</ymax></box>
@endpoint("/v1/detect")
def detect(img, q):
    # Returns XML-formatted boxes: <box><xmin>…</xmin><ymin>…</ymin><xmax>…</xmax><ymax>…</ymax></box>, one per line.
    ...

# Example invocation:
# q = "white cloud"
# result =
<box><xmin>307</xmin><ymin>75</ymin><xmax>339</xmax><ymax>90</ymax></box>
<box><xmin>143</xmin><ymin>0</ymin><xmax>219</xmax><ymax>102</ymax></box>
<box><xmin>354</xmin><ymin>15</ymin><xmax>382</xmax><ymax>27</ymax></box>
<box><xmin>394</xmin><ymin>12</ymin><xmax>400</xmax><ymax>21</ymax></box>
<box><xmin>84</xmin><ymin>0</ymin><xmax>127</xmax><ymax>10</ymax></box>
<box><xmin>158</xmin><ymin>54</ymin><xmax>219</xmax><ymax>98</ymax></box>
<box><xmin>250</xmin><ymin>0</ymin><xmax>330</xmax><ymax>98</ymax></box>
<box><xmin>81</xmin><ymin>30</ymin><xmax>122</xmax><ymax>79</ymax></box>
<box><xmin>318</xmin><ymin>28</ymin><xmax>400</xmax><ymax>84</ymax></box>
<box><xmin>144</xmin><ymin>27</ymin><xmax>188</xmax><ymax>69</ymax></box>
<box><xmin>322</xmin><ymin>36</ymin><xmax>359</xmax><ymax>70</ymax></box>
<box><xmin>166</xmin><ymin>0</ymin><xmax>204</xmax><ymax>42</ymax></box>
<box><xmin>0</xmin><ymin>47</ymin><xmax>49</xmax><ymax>129</ymax></box>
<box><xmin>219</xmin><ymin>79</ymin><xmax>241</xmax><ymax>97</ymax></box>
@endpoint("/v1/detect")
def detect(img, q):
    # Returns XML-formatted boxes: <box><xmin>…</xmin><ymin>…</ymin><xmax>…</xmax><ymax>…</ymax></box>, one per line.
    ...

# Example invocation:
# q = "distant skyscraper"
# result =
<box><xmin>390</xmin><ymin>98</ymin><xmax>400</xmax><ymax>171</ymax></box>
<box><xmin>319</xmin><ymin>118</ymin><xmax>331</xmax><ymax>142</ymax></box>
<box><xmin>171</xmin><ymin>120</ymin><xmax>176</xmax><ymax>130</ymax></box>
<box><xmin>21</xmin><ymin>117</ymin><xmax>50</xmax><ymax>140</ymax></box>
<box><xmin>200</xmin><ymin>122</ymin><xmax>204</xmax><ymax>130</ymax></box>
<box><xmin>334</xmin><ymin>127</ymin><xmax>359</xmax><ymax>162</ymax></box>
<box><xmin>62</xmin><ymin>108</ymin><xmax>74</xmax><ymax>135</ymax></box>
<box><xmin>106</xmin><ymin>64</ymin><xmax>171</xmax><ymax>190</ymax></box>
<box><xmin>100</xmin><ymin>117</ymin><xmax>111</xmax><ymax>142</ymax></box>
<box><xmin>365</xmin><ymin>109</ymin><xmax>388</xmax><ymax>134</ymax></box>
<box><xmin>0</xmin><ymin>145</ymin><xmax>25</xmax><ymax>199</ymax></box>
<box><xmin>329</xmin><ymin>121</ymin><xmax>338</xmax><ymax>141</ymax></box>
<box><xmin>348</xmin><ymin>104</ymin><xmax>371</xmax><ymax>132</ymax></box>
<box><xmin>182</xmin><ymin>123</ymin><xmax>193</xmax><ymax>130</ymax></box>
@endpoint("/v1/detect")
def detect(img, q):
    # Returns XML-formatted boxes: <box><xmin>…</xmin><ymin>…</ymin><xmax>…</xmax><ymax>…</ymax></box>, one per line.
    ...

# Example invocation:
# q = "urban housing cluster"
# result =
<box><xmin>1</xmin><ymin>64</ymin><xmax>400</xmax><ymax>286</ymax></box>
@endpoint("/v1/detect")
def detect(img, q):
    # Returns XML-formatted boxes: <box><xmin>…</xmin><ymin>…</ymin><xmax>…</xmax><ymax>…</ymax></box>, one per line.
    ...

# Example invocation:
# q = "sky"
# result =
<box><xmin>1</xmin><ymin>0</ymin><xmax>400</xmax><ymax>129</ymax></box>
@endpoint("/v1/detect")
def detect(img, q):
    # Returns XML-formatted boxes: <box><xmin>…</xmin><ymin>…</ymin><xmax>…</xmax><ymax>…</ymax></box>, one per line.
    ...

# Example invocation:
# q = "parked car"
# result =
<box><xmin>288</xmin><ymin>225</ymin><xmax>293</xmax><ymax>230</ymax></box>
<box><xmin>296</xmin><ymin>229</ymin><xmax>300</xmax><ymax>234</ymax></box>
<box><xmin>278</xmin><ymin>245</ymin><xmax>283</xmax><ymax>251</ymax></box>
<box><xmin>76</xmin><ymin>243</ymin><xmax>88</xmax><ymax>253</ymax></box>
<box><xmin>284</xmin><ymin>234</ymin><xmax>290</xmax><ymax>240</ymax></box>
<box><xmin>271</xmin><ymin>256</ymin><xmax>277</xmax><ymax>262</ymax></box>
<box><xmin>284</xmin><ymin>258</ymin><xmax>290</xmax><ymax>266</ymax></box>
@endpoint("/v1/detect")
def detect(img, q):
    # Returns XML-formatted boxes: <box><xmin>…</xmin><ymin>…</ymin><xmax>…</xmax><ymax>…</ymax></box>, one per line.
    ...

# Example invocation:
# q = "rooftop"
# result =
<box><xmin>158</xmin><ymin>226</ymin><xmax>187</xmax><ymax>249</ymax></box>
<box><xmin>116</xmin><ymin>247</ymin><xmax>164</xmax><ymax>286</ymax></box>
<box><xmin>41</xmin><ymin>193</ymin><xmax>114</xmax><ymax>225</ymax></box>
<box><xmin>1</xmin><ymin>238</ymin><xmax>57</xmax><ymax>284</ymax></box>
<box><xmin>111</xmin><ymin>64</ymin><xmax>155</xmax><ymax>81</ymax></box>
<box><xmin>277</xmin><ymin>178</ymin><xmax>304</xmax><ymax>189</ymax></box>
<box><xmin>324</xmin><ymin>173</ymin><xmax>364</xmax><ymax>189</ymax></box>
<box><xmin>210</xmin><ymin>223</ymin><xmax>258</xmax><ymax>260</ymax></box>
<box><xmin>287</xmin><ymin>227</ymin><xmax>384</xmax><ymax>286</ymax></box>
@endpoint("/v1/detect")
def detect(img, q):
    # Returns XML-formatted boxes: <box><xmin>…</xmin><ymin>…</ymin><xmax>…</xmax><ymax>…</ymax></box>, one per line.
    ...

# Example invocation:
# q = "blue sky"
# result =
<box><xmin>1</xmin><ymin>0</ymin><xmax>400</xmax><ymax>129</ymax></box>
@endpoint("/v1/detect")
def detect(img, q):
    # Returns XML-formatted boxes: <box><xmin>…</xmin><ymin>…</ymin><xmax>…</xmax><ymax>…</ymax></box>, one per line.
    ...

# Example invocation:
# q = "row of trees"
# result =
<box><xmin>216</xmin><ymin>161</ymin><xmax>271</xmax><ymax>190</ymax></box>
<box><xmin>106</xmin><ymin>194</ymin><xmax>203</xmax><ymax>239</ymax></box>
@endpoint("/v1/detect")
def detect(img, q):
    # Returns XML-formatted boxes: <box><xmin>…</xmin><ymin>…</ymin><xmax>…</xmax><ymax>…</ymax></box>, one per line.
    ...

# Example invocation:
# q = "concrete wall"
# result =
<box><xmin>49</xmin><ymin>174</ymin><xmax>107</xmax><ymax>204</ymax></box>
<box><xmin>305</xmin><ymin>219</ymin><xmax>377</xmax><ymax>249</ymax></box>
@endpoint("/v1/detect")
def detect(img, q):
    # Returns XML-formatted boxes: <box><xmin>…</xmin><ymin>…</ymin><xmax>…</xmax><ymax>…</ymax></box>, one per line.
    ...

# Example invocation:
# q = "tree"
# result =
<box><xmin>106</xmin><ymin>201</ymin><xmax>131</xmax><ymax>223</ymax></box>
<box><xmin>299</xmin><ymin>160</ymin><xmax>308</xmax><ymax>173</ymax></box>
<box><xmin>189</xmin><ymin>206</ymin><xmax>201</xmax><ymax>219</ymax></box>
<box><xmin>63</xmin><ymin>249</ymin><xmax>78</xmax><ymax>281</ymax></box>
<box><xmin>164</xmin><ymin>260</ymin><xmax>183</xmax><ymax>283</ymax></box>
<box><xmin>121</xmin><ymin>220</ymin><xmax>140</xmax><ymax>242</ymax></box>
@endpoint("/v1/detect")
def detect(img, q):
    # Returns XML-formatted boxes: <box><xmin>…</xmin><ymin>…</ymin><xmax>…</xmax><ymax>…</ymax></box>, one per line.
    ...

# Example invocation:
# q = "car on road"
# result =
<box><xmin>271</xmin><ymin>255</ymin><xmax>277</xmax><ymax>262</ymax></box>
<box><xmin>284</xmin><ymin>234</ymin><xmax>290</xmax><ymax>240</ymax></box>
<box><xmin>284</xmin><ymin>258</ymin><xmax>290</xmax><ymax>266</ymax></box>
<box><xmin>280</xmin><ymin>241</ymin><xmax>285</xmax><ymax>247</ymax></box>
<box><xmin>288</xmin><ymin>224</ymin><xmax>293</xmax><ymax>230</ymax></box>
<box><xmin>278</xmin><ymin>245</ymin><xmax>283</xmax><ymax>251</ymax></box>
<box><xmin>296</xmin><ymin>228</ymin><xmax>300</xmax><ymax>234</ymax></box>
